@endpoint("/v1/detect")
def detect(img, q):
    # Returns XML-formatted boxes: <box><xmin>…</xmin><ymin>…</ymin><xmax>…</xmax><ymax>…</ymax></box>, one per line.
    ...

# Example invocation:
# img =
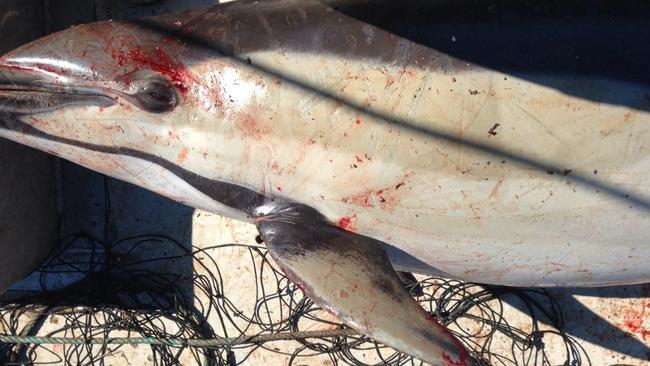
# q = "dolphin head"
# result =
<box><xmin>0</xmin><ymin>19</ymin><xmax>195</xmax><ymax>128</ymax></box>
<box><xmin>0</xmin><ymin>18</ymin><xmax>250</xmax><ymax>203</ymax></box>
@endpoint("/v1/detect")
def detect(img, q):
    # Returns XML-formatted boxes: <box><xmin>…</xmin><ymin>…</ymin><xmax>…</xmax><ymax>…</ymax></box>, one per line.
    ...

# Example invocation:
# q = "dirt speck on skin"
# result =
<box><xmin>488</xmin><ymin>123</ymin><xmax>500</xmax><ymax>136</ymax></box>
<box><xmin>468</xmin><ymin>89</ymin><xmax>479</xmax><ymax>95</ymax></box>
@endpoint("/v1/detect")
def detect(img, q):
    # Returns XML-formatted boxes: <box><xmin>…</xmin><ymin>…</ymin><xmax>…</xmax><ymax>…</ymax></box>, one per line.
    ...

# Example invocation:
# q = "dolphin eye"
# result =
<box><xmin>134</xmin><ymin>79</ymin><xmax>177</xmax><ymax>113</ymax></box>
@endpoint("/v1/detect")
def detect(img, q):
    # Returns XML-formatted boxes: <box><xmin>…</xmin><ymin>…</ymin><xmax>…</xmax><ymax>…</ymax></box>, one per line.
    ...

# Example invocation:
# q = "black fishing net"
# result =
<box><xmin>0</xmin><ymin>182</ymin><xmax>590</xmax><ymax>366</ymax></box>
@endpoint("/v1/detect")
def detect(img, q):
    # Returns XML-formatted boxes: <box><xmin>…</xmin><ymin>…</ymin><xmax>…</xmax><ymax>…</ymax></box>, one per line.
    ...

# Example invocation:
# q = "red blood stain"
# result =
<box><xmin>34</xmin><ymin>64</ymin><xmax>61</xmax><ymax>75</ymax></box>
<box><xmin>341</xmin><ymin>183</ymin><xmax>406</xmax><ymax>212</ymax></box>
<box><xmin>341</xmin><ymin>190</ymin><xmax>374</xmax><ymax>208</ymax></box>
<box><xmin>167</xmin><ymin>130</ymin><xmax>180</xmax><ymax>141</ymax></box>
<box><xmin>620</xmin><ymin>301</ymin><xmax>650</xmax><ymax>341</ymax></box>
<box><xmin>442</xmin><ymin>352</ymin><xmax>468</xmax><ymax>366</ymax></box>
<box><xmin>355</xmin><ymin>118</ymin><xmax>362</xmax><ymax>125</ymax></box>
<box><xmin>239</xmin><ymin>113</ymin><xmax>268</xmax><ymax>140</ymax></box>
<box><xmin>307</xmin><ymin>137</ymin><xmax>316</xmax><ymax>145</ymax></box>
<box><xmin>385</xmin><ymin>76</ymin><xmax>395</xmax><ymax>88</ymax></box>
<box><xmin>126</xmin><ymin>47</ymin><xmax>194</xmax><ymax>94</ymax></box>
<box><xmin>209</xmin><ymin>84</ymin><xmax>224</xmax><ymax>108</ymax></box>
<box><xmin>340</xmin><ymin>172</ymin><xmax>412</xmax><ymax>211</ymax></box>
<box><xmin>425</xmin><ymin>314</ymin><xmax>469</xmax><ymax>366</ymax></box>
<box><xmin>28</xmin><ymin>117</ymin><xmax>47</xmax><ymax>127</ymax></box>
<box><xmin>1</xmin><ymin>65</ymin><xmax>33</xmax><ymax>73</ymax></box>
<box><xmin>355</xmin><ymin>155</ymin><xmax>364</xmax><ymax>163</ymax></box>
<box><xmin>293</xmin><ymin>281</ymin><xmax>305</xmax><ymax>293</ymax></box>
<box><xmin>270</xmin><ymin>161</ymin><xmax>281</xmax><ymax>174</ymax></box>
<box><xmin>107</xmin><ymin>37</ymin><xmax>196</xmax><ymax>95</ymax></box>
<box><xmin>376</xmin><ymin>189</ymin><xmax>387</xmax><ymax>203</ymax></box>
<box><xmin>336</xmin><ymin>214</ymin><xmax>358</xmax><ymax>232</ymax></box>
<box><xmin>111</xmin><ymin>46</ymin><xmax>128</xmax><ymax>67</ymax></box>
<box><xmin>177</xmin><ymin>147</ymin><xmax>188</xmax><ymax>162</ymax></box>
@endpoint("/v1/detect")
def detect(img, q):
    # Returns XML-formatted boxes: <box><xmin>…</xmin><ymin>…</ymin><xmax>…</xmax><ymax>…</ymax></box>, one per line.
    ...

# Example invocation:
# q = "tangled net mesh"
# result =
<box><xmin>0</xmin><ymin>181</ymin><xmax>590</xmax><ymax>366</ymax></box>
<box><xmin>0</xmin><ymin>233</ymin><xmax>590</xmax><ymax>366</ymax></box>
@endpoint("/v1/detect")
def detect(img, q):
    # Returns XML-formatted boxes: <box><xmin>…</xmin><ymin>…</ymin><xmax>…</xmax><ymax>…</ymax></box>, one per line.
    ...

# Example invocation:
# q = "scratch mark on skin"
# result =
<box><xmin>488</xmin><ymin>179</ymin><xmax>503</xmax><ymax>199</ymax></box>
<box><xmin>512</xmin><ymin>101</ymin><xmax>577</xmax><ymax>158</ymax></box>
<box><xmin>405</xmin><ymin>74</ymin><xmax>430</xmax><ymax>118</ymax></box>
<box><xmin>131</xmin><ymin>161</ymin><xmax>156</xmax><ymax>181</ymax></box>
<box><xmin>255</xmin><ymin>12</ymin><xmax>275</xmax><ymax>37</ymax></box>
<box><xmin>517</xmin><ymin>182</ymin><xmax>543</xmax><ymax>200</ymax></box>
<box><xmin>464</xmin><ymin>87</ymin><xmax>490</xmax><ymax>132</ymax></box>
<box><xmin>454</xmin><ymin>87</ymin><xmax>489</xmax><ymax>173</ymax></box>
<box><xmin>458</xmin><ymin>88</ymin><xmax>467</xmax><ymax>169</ymax></box>
<box><xmin>468</xmin><ymin>203</ymin><xmax>481</xmax><ymax>220</ymax></box>
<box><xmin>111</xmin><ymin>157</ymin><xmax>149</xmax><ymax>186</ymax></box>
<box><xmin>622</xmin><ymin>119</ymin><xmax>639</xmax><ymax>168</ymax></box>
<box><xmin>531</xmin><ymin>189</ymin><xmax>555</xmax><ymax>211</ymax></box>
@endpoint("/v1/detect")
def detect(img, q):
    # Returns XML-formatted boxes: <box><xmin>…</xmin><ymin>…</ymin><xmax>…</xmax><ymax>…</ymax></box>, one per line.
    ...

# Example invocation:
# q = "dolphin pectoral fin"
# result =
<box><xmin>397</xmin><ymin>270</ymin><xmax>425</xmax><ymax>297</ymax></box>
<box><xmin>257</xmin><ymin>215</ymin><xmax>472</xmax><ymax>366</ymax></box>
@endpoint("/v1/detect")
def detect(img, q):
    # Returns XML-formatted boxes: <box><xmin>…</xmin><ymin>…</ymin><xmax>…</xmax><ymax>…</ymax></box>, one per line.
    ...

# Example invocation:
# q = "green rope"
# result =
<box><xmin>0</xmin><ymin>328</ymin><xmax>359</xmax><ymax>348</ymax></box>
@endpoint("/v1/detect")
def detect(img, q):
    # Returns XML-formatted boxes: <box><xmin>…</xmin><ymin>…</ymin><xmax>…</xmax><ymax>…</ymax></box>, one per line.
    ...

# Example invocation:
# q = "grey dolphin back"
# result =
<box><xmin>256</xmin><ymin>205</ymin><xmax>473</xmax><ymax>366</ymax></box>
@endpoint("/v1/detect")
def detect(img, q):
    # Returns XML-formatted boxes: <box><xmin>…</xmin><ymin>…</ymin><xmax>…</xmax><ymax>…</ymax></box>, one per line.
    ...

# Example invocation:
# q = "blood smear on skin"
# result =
<box><xmin>336</xmin><ymin>215</ymin><xmax>358</xmax><ymax>232</ymax></box>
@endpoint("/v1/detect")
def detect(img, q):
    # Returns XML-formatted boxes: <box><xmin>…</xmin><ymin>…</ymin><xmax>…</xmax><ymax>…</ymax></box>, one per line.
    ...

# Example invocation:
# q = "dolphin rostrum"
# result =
<box><xmin>1</xmin><ymin>0</ymin><xmax>650</xmax><ymax>364</ymax></box>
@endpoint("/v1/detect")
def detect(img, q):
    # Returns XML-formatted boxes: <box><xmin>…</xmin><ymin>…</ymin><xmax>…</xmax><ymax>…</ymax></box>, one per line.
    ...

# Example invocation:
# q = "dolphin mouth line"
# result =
<box><xmin>0</xmin><ymin>68</ymin><xmax>116</xmax><ymax>115</ymax></box>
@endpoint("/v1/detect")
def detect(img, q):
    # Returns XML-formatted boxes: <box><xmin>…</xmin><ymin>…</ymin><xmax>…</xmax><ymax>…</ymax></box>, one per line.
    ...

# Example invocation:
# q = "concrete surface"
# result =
<box><xmin>0</xmin><ymin>0</ymin><xmax>59</xmax><ymax>294</ymax></box>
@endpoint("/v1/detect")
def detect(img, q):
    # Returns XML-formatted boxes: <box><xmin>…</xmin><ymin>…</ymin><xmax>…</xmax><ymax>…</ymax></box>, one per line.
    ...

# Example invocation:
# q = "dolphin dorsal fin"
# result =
<box><xmin>256</xmin><ymin>206</ymin><xmax>473</xmax><ymax>366</ymax></box>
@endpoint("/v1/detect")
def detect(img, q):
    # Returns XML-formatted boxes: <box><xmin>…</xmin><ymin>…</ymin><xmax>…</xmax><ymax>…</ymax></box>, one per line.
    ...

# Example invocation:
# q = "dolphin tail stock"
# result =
<box><xmin>256</xmin><ymin>207</ymin><xmax>473</xmax><ymax>366</ymax></box>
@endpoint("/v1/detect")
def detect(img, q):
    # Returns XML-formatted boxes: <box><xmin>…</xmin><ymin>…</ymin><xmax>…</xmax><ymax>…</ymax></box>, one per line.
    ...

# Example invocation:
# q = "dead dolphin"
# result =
<box><xmin>1</xmin><ymin>0</ymin><xmax>650</xmax><ymax>364</ymax></box>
